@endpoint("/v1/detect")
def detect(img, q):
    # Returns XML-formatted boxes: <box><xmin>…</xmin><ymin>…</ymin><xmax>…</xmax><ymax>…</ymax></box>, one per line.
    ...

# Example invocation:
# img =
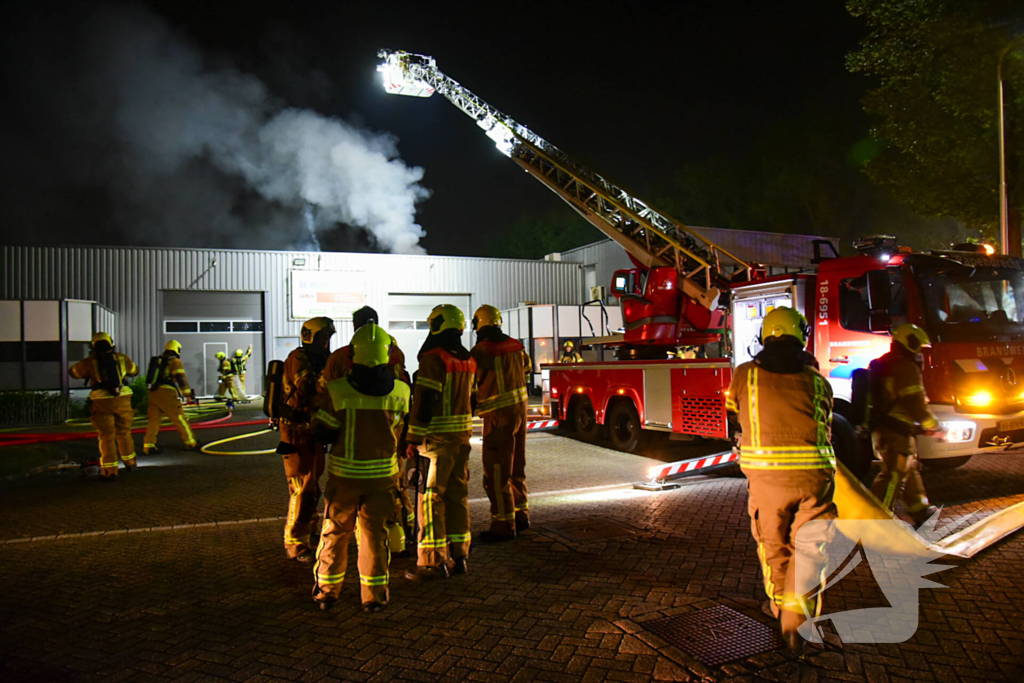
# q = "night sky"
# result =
<box><xmin>0</xmin><ymin>1</ymin><xmax>868</xmax><ymax>257</ymax></box>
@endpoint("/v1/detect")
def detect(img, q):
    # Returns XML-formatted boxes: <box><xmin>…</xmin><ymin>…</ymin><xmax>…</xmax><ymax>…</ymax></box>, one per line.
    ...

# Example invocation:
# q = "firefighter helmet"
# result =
<box><xmin>563</xmin><ymin>340</ymin><xmax>574</xmax><ymax>352</ymax></box>
<box><xmin>235</xmin><ymin>349</ymin><xmax>244</xmax><ymax>357</ymax></box>
<box><xmin>760</xmin><ymin>307</ymin><xmax>810</xmax><ymax>346</ymax></box>
<box><xmin>216</xmin><ymin>351</ymin><xmax>226</xmax><ymax>360</ymax></box>
<box><xmin>92</xmin><ymin>332</ymin><xmax>113</xmax><ymax>347</ymax></box>
<box><xmin>165</xmin><ymin>340</ymin><xmax>182</xmax><ymax>356</ymax></box>
<box><xmin>428</xmin><ymin>304</ymin><xmax>465</xmax><ymax>335</ymax></box>
<box><xmin>301</xmin><ymin>316</ymin><xmax>336</xmax><ymax>345</ymax></box>
<box><xmin>351</xmin><ymin>323</ymin><xmax>389</xmax><ymax>367</ymax></box>
<box><xmin>891</xmin><ymin>323</ymin><xmax>930</xmax><ymax>352</ymax></box>
<box><xmin>473</xmin><ymin>305</ymin><xmax>502</xmax><ymax>331</ymax></box>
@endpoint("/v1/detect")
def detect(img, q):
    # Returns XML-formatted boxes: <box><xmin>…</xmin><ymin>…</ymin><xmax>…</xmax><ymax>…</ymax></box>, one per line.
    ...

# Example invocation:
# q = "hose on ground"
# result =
<box><xmin>201</xmin><ymin>429</ymin><xmax>276</xmax><ymax>456</ymax></box>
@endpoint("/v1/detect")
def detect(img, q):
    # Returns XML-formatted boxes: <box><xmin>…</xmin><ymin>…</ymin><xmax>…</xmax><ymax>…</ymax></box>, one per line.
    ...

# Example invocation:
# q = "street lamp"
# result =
<box><xmin>998</xmin><ymin>36</ymin><xmax>1024</xmax><ymax>255</ymax></box>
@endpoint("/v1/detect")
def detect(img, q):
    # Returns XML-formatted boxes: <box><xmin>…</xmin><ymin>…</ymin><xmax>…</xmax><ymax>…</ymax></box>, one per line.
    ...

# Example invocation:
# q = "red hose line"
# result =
<box><xmin>0</xmin><ymin>415</ymin><xmax>269</xmax><ymax>448</ymax></box>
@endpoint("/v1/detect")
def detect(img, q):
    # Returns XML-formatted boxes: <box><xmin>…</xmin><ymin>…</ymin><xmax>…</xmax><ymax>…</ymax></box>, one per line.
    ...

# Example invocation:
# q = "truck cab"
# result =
<box><xmin>731</xmin><ymin>239</ymin><xmax>1024</xmax><ymax>467</ymax></box>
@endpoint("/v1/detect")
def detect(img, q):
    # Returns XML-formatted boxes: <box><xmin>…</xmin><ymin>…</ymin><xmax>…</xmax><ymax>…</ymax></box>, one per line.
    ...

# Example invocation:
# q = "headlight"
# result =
<box><xmin>940</xmin><ymin>421</ymin><xmax>975</xmax><ymax>443</ymax></box>
<box><xmin>961</xmin><ymin>391</ymin><xmax>993</xmax><ymax>408</ymax></box>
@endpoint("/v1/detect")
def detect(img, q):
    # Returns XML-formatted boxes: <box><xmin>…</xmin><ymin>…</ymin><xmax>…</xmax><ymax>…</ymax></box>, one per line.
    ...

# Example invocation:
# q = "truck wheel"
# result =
<box><xmin>922</xmin><ymin>455</ymin><xmax>972</xmax><ymax>470</ymax></box>
<box><xmin>607</xmin><ymin>402</ymin><xmax>651</xmax><ymax>454</ymax></box>
<box><xmin>571</xmin><ymin>396</ymin><xmax>602</xmax><ymax>442</ymax></box>
<box><xmin>831</xmin><ymin>414</ymin><xmax>872</xmax><ymax>482</ymax></box>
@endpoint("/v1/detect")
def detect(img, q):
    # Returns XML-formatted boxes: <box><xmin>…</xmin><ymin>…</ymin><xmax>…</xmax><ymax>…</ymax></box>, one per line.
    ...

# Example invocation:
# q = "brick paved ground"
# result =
<box><xmin>1</xmin><ymin>422</ymin><xmax>1023</xmax><ymax>682</ymax></box>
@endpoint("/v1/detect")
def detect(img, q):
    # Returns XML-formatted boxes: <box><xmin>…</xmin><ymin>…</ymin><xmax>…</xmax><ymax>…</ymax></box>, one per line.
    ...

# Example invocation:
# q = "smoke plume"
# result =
<box><xmin>0</xmin><ymin>3</ymin><xmax>429</xmax><ymax>253</ymax></box>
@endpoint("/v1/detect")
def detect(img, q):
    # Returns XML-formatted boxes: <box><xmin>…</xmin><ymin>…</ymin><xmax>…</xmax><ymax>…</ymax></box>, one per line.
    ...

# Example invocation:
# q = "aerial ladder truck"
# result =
<box><xmin>378</xmin><ymin>50</ymin><xmax>1024</xmax><ymax>480</ymax></box>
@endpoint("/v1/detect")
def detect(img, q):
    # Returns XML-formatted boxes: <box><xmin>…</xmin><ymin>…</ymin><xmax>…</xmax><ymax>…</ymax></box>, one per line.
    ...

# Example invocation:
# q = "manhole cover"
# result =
<box><xmin>544</xmin><ymin>519</ymin><xmax>634</xmax><ymax>542</ymax></box>
<box><xmin>642</xmin><ymin>605</ymin><xmax>782</xmax><ymax>667</ymax></box>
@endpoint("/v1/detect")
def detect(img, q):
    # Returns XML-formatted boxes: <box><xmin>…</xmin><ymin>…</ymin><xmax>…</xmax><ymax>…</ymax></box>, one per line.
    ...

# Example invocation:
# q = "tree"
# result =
<box><xmin>846</xmin><ymin>0</ymin><xmax>1024</xmax><ymax>248</ymax></box>
<box><xmin>486</xmin><ymin>209</ymin><xmax>597</xmax><ymax>259</ymax></box>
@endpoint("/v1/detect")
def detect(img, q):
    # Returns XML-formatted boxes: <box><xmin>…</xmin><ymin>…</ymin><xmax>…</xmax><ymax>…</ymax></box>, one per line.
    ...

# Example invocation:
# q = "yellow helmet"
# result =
<box><xmin>216</xmin><ymin>351</ymin><xmax>226</xmax><ymax>360</ymax></box>
<box><xmin>351</xmin><ymin>323</ymin><xmax>389</xmax><ymax>367</ymax></box>
<box><xmin>760</xmin><ymin>307</ymin><xmax>810</xmax><ymax>346</ymax></box>
<box><xmin>235</xmin><ymin>349</ymin><xmax>244</xmax><ymax>357</ymax></box>
<box><xmin>563</xmin><ymin>340</ymin><xmax>574</xmax><ymax>351</ymax></box>
<box><xmin>301</xmin><ymin>316</ymin><xmax>336</xmax><ymax>345</ymax></box>
<box><xmin>891</xmin><ymin>323</ymin><xmax>930</xmax><ymax>352</ymax></box>
<box><xmin>473</xmin><ymin>305</ymin><xmax>502</xmax><ymax>331</ymax></box>
<box><xmin>92</xmin><ymin>331</ymin><xmax>113</xmax><ymax>346</ymax></box>
<box><xmin>428</xmin><ymin>304</ymin><xmax>465</xmax><ymax>335</ymax></box>
<box><xmin>165</xmin><ymin>340</ymin><xmax>182</xmax><ymax>356</ymax></box>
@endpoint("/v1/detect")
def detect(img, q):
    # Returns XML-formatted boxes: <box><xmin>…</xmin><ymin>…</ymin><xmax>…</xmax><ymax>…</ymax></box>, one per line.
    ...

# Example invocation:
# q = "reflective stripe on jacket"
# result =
<box><xmin>726</xmin><ymin>361</ymin><xmax>835</xmax><ymax>471</ymax></box>
<box><xmin>472</xmin><ymin>338</ymin><xmax>529</xmax><ymax>414</ymax></box>
<box><xmin>69</xmin><ymin>353</ymin><xmax>138</xmax><ymax>400</ymax></box>
<box><xmin>313</xmin><ymin>377</ymin><xmax>409</xmax><ymax>487</ymax></box>
<box><xmin>869</xmin><ymin>350</ymin><xmax>939</xmax><ymax>435</ymax></box>
<box><xmin>408</xmin><ymin>348</ymin><xmax>476</xmax><ymax>441</ymax></box>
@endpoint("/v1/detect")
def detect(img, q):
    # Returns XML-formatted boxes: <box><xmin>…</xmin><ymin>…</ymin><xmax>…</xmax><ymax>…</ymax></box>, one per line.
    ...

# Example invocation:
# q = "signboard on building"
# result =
<box><xmin>290</xmin><ymin>270</ymin><xmax>367</xmax><ymax>320</ymax></box>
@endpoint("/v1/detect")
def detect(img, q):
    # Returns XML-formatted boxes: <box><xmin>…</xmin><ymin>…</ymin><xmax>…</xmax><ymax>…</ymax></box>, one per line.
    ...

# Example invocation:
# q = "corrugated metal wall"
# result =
<box><xmin>1</xmin><ymin>246</ymin><xmax>584</xmax><ymax>369</ymax></box>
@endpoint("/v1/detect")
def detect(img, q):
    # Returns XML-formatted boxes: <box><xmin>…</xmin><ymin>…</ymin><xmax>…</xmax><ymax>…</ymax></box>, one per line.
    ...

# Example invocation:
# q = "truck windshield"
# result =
<box><xmin>918</xmin><ymin>266</ymin><xmax>1024</xmax><ymax>342</ymax></box>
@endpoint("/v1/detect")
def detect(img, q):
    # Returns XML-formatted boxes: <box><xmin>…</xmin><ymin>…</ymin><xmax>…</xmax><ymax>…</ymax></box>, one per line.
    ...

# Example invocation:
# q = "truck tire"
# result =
<box><xmin>922</xmin><ymin>455</ymin><xmax>972</xmax><ymax>470</ymax></box>
<box><xmin>607</xmin><ymin>401</ymin><xmax>651</xmax><ymax>454</ymax></box>
<box><xmin>571</xmin><ymin>396</ymin><xmax>602</xmax><ymax>442</ymax></box>
<box><xmin>831</xmin><ymin>413</ymin><xmax>872</xmax><ymax>482</ymax></box>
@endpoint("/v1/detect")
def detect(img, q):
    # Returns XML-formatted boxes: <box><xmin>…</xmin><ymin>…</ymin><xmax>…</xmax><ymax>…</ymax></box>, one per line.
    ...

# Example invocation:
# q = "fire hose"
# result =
<box><xmin>200</xmin><ymin>429</ymin><xmax>277</xmax><ymax>456</ymax></box>
<box><xmin>0</xmin><ymin>413</ymin><xmax>266</xmax><ymax>449</ymax></box>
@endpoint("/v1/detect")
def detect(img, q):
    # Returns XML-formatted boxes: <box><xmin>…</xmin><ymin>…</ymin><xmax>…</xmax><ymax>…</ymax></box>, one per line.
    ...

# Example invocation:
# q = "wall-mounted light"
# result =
<box><xmin>293</xmin><ymin>258</ymin><xmax>306</xmax><ymax>267</ymax></box>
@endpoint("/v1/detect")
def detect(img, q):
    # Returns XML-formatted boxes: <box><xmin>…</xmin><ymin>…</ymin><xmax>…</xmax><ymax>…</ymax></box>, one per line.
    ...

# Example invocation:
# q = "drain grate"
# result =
<box><xmin>642</xmin><ymin>605</ymin><xmax>782</xmax><ymax>667</ymax></box>
<box><xmin>544</xmin><ymin>519</ymin><xmax>635</xmax><ymax>542</ymax></box>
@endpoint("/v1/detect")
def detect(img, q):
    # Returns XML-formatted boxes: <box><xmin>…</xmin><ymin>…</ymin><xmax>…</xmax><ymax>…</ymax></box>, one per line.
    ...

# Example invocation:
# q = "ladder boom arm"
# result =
<box><xmin>378</xmin><ymin>50</ymin><xmax>751</xmax><ymax>311</ymax></box>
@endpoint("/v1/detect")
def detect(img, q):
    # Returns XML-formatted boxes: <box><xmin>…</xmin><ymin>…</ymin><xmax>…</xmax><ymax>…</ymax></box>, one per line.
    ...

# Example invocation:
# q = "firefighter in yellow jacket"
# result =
<box><xmin>405</xmin><ymin>304</ymin><xmax>476</xmax><ymax>581</ymax></box>
<box><xmin>143</xmin><ymin>340</ymin><xmax>199</xmax><ymax>455</ymax></box>
<box><xmin>232</xmin><ymin>345</ymin><xmax>253</xmax><ymax>395</ymax></box>
<box><xmin>68</xmin><ymin>332</ymin><xmax>140</xmax><ymax>480</ymax></box>
<box><xmin>311</xmin><ymin>323</ymin><xmax>409</xmax><ymax>613</ymax></box>
<box><xmin>726</xmin><ymin>307</ymin><xmax>835</xmax><ymax>654</ymax></box>
<box><xmin>279</xmin><ymin>316</ymin><xmax>335</xmax><ymax>561</ymax></box>
<box><xmin>471</xmin><ymin>305</ymin><xmax>531</xmax><ymax>541</ymax></box>
<box><xmin>559</xmin><ymin>340</ymin><xmax>583</xmax><ymax>363</ymax></box>
<box><xmin>319</xmin><ymin>305</ymin><xmax>414</xmax><ymax>552</ymax></box>
<box><xmin>869</xmin><ymin>323</ymin><xmax>943</xmax><ymax>525</ymax></box>
<box><xmin>215</xmin><ymin>351</ymin><xmax>242</xmax><ymax>403</ymax></box>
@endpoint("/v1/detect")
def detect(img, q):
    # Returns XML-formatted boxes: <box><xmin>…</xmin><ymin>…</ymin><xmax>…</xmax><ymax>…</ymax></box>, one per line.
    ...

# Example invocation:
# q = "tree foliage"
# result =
<box><xmin>486</xmin><ymin>209</ymin><xmax>597</xmax><ymax>259</ymax></box>
<box><xmin>846</xmin><ymin>0</ymin><xmax>1024</xmax><ymax>239</ymax></box>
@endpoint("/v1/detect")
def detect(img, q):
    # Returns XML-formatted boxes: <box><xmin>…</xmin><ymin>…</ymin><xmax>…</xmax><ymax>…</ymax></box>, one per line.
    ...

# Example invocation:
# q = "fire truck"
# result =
<box><xmin>378</xmin><ymin>50</ymin><xmax>1024</xmax><ymax>477</ymax></box>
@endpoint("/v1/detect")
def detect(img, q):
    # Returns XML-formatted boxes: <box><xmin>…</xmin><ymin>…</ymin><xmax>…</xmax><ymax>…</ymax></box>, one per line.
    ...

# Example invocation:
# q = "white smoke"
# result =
<box><xmin>29</xmin><ymin>4</ymin><xmax>430</xmax><ymax>253</ymax></box>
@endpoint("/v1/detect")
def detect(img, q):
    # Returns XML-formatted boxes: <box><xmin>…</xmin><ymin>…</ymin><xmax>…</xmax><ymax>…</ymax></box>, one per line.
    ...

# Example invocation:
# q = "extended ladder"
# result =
<box><xmin>378</xmin><ymin>50</ymin><xmax>751</xmax><ymax>311</ymax></box>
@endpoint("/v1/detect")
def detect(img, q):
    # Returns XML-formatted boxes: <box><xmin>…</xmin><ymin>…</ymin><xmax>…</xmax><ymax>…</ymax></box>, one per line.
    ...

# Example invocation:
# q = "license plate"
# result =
<box><xmin>999</xmin><ymin>417</ymin><xmax>1024</xmax><ymax>432</ymax></box>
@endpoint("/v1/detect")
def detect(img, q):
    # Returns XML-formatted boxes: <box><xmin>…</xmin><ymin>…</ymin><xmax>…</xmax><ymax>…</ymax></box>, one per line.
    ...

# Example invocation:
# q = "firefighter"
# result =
<box><xmin>279</xmin><ymin>316</ymin><xmax>335</xmax><ymax>562</ymax></box>
<box><xmin>232</xmin><ymin>345</ymin><xmax>253</xmax><ymax>395</ymax></box>
<box><xmin>319</xmin><ymin>305</ymin><xmax>414</xmax><ymax>549</ymax></box>
<box><xmin>404</xmin><ymin>304</ymin><xmax>476</xmax><ymax>581</ymax></box>
<box><xmin>143</xmin><ymin>340</ymin><xmax>200</xmax><ymax>455</ymax></box>
<box><xmin>68</xmin><ymin>332</ymin><xmax>140</xmax><ymax>480</ymax></box>
<box><xmin>559</xmin><ymin>340</ymin><xmax>583</xmax><ymax>363</ymax></box>
<box><xmin>868</xmin><ymin>323</ymin><xmax>943</xmax><ymax>525</ymax></box>
<box><xmin>726</xmin><ymin>307</ymin><xmax>835</xmax><ymax>654</ymax></box>
<box><xmin>471</xmin><ymin>305</ymin><xmax>531</xmax><ymax>541</ymax></box>
<box><xmin>214</xmin><ymin>351</ymin><xmax>242</xmax><ymax>403</ymax></box>
<box><xmin>310</xmin><ymin>323</ymin><xmax>409</xmax><ymax>613</ymax></box>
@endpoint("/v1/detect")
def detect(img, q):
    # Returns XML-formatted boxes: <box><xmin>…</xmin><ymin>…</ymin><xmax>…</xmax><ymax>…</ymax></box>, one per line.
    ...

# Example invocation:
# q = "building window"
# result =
<box><xmin>199</xmin><ymin>322</ymin><xmax>232</xmax><ymax>333</ymax></box>
<box><xmin>165</xmin><ymin>322</ymin><xmax>198</xmax><ymax>333</ymax></box>
<box><xmin>233</xmin><ymin>321</ymin><xmax>264</xmax><ymax>332</ymax></box>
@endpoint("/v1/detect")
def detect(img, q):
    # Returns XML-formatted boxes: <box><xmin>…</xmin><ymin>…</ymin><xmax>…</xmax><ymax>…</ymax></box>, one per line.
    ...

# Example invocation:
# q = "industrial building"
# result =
<box><xmin>0</xmin><ymin>229</ymin><xmax>834</xmax><ymax>401</ymax></box>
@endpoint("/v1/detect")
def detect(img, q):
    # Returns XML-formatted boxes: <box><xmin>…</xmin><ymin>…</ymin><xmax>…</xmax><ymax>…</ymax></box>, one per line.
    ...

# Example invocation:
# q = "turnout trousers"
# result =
<box><xmin>216</xmin><ymin>375</ymin><xmax>242</xmax><ymax>401</ymax></box>
<box><xmin>870</xmin><ymin>430</ymin><xmax>930</xmax><ymax>513</ymax></box>
<box><xmin>279</xmin><ymin>422</ymin><xmax>325</xmax><ymax>558</ymax></box>
<box><xmin>91</xmin><ymin>396</ymin><xmax>137</xmax><ymax>478</ymax></box>
<box><xmin>313</xmin><ymin>476</ymin><xmax>394</xmax><ymax>604</ymax></box>
<box><xmin>481</xmin><ymin>402</ymin><xmax>529</xmax><ymax>535</ymax></box>
<box><xmin>416</xmin><ymin>435</ymin><xmax>472</xmax><ymax>567</ymax></box>
<box><xmin>743</xmin><ymin>467</ymin><xmax>836</xmax><ymax>635</ymax></box>
<box><xmin>144</xmin><ymin>386</ymin><xmax>196</xmax><ymax>451</ymax></box>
